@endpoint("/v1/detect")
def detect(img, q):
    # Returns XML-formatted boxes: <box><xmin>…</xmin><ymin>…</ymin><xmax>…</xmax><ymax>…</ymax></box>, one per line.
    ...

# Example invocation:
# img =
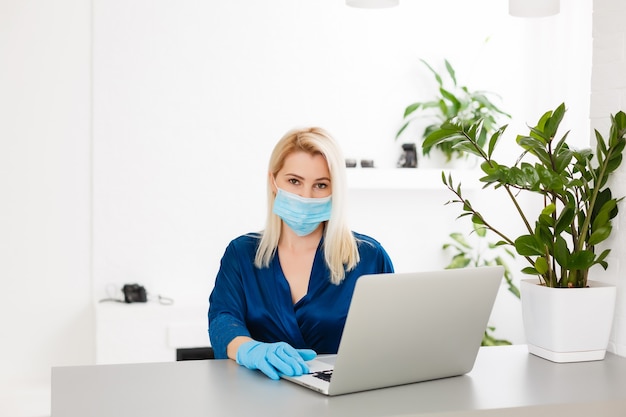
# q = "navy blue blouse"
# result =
<box><xmin>208</xmin><ymin>232</ymin><xmax>394</xmax><ymax>359</ymax></box>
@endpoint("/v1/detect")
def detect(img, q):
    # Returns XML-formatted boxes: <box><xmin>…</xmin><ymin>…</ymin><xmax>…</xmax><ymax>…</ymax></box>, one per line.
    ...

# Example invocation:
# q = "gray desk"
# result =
<box><xmin>52</xmin><ymin>345</ymin><xmax>626</xmax><ymax>417</ymax></box>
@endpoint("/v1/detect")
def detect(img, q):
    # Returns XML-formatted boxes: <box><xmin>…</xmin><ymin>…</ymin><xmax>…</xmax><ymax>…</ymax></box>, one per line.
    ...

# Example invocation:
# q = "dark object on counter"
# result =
<box><xmin>360</xmin><ymin>159</ymin><xmax>375</xmax><ymax>168</ymax></box>
<box><xmin>345</xmin><ymin>158</ymin><xmax>357</xmax><ymax>168</ymax></box>
<box><xmin>122</xmin><ymin>284</ymin><xmax>147</xmax><ymax>303</ymax></box>
<box><xmin>397</xmin><ymin>143</ymin><xmax>418</xmax><ymax>168</ymax></box>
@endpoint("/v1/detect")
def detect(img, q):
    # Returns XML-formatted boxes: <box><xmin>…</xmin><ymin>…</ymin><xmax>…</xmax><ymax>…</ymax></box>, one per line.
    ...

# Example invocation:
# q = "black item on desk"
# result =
<box><xmin>360</xmin><ymin>159</ymin><xmax>375</xmax><ymax>168</ymax></box>
<box><xmin>176</xmin><ymin>347</ymin><xmax>215</xmax><ymax>361</ymax></box>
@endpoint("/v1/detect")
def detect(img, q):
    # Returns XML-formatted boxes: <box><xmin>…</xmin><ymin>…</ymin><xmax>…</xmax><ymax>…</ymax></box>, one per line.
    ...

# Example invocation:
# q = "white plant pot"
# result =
<box><xmin>520</xmin><ymin>278</ymin><xmax>617</xmax><ymax>363</ymax></box>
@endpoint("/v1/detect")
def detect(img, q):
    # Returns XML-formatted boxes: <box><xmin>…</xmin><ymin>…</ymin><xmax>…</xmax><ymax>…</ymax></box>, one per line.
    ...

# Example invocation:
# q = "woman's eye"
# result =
<box><xmin>316</xmin><ymin>183</ymin><xmax>328</xmax><ymax>189</ymax></box>
<box><xmin>288</xmin><ymin>178</ymin><xmax>299</xmax><ymax>185</ymax></box>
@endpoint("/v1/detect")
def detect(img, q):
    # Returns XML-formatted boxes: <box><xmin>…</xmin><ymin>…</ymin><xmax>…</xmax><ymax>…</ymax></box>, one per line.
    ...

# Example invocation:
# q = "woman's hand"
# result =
<box><xmin>236</xmin><ymin>340</ymin><xmax>317</xmax><ymax>380</ymax></box>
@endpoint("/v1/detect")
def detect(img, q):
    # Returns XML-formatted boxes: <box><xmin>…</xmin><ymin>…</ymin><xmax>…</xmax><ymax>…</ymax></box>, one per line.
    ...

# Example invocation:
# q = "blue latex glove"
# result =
<box><xmin>236</xmin><ymin>341</ymin><xmax>317</xmax><ymax>380</ymax></box>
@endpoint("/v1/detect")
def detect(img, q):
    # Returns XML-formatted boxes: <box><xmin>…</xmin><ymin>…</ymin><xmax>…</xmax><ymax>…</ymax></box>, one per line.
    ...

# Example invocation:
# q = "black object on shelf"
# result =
<box><xmin>397</xmin><ymin>143</ymin><xmax>417</xmax><ymax>168</ymax></box>
<box><xmin>122</xmin><ymin>284</ymin><xmax>147</xmax><ymax>303</ymax></box>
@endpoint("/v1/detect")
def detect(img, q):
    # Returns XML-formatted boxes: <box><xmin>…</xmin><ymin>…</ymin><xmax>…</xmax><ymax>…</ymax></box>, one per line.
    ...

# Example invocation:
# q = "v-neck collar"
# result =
<box><xmin>275</xmin><ymin>236</ymin><xmax>325</xmax><ymax>305</ymax></box>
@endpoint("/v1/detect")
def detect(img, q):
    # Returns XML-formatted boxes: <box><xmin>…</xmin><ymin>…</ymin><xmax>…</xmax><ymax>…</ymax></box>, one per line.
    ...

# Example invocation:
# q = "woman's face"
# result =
<box><xmin>273</xmin><ymin>151</ymin><xmax>332</xmax><ymax>199</ymax></box>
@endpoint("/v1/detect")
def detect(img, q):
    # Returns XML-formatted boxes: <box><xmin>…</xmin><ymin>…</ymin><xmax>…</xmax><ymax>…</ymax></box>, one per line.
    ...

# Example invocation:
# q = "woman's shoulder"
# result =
<box><xmin>352</xmin><ymin>231</ymin><xmax>386</xmax><ymax>251</ymax></box>
<box><xmin>226</xmin><ymin>232</ymin><xmax>262</xmax><ymax>252</ymax></box>
<box><xmin>349</xmin><ymin>231</ymin><xmax>394</xmax><ymax>274</ymax></box>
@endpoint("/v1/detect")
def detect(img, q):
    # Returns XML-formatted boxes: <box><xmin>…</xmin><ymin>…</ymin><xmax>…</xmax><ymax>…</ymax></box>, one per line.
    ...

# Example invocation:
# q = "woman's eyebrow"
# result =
<box><xmin>284</xmin><ymin>173</ymin><xmax>304</xmax><ymax>180</ymax></box>
<box><xmin>284</xmin><ymin>173</ymin><xmax>330</xmax><ymax>182</ymax></box>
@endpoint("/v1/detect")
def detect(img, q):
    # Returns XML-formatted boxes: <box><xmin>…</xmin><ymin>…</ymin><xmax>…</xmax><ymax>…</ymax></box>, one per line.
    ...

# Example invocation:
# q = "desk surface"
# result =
<box><xmin>52</xmin><ymin>345</ymin><xmax>626</xmax><ymax>417</ymax></box>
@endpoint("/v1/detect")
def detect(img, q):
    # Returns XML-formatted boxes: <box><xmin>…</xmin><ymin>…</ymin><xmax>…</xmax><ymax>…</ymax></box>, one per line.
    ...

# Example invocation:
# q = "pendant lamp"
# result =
<box><xmin>509</xmin><ymin>0</ymin><xmax>559</xmax><ymax>17</ymax></box>
<box><xmin>346</xmin><ymin>0</ymin><xmax>399</xmax><ymax>9</ymax></box>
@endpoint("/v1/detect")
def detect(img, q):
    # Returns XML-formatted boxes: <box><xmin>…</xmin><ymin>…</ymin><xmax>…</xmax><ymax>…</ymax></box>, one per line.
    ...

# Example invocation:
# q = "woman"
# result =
<box><xmin>208</xmin><ymin>127</ymin><xmax>394</xmax><ymax>380</ymax></box>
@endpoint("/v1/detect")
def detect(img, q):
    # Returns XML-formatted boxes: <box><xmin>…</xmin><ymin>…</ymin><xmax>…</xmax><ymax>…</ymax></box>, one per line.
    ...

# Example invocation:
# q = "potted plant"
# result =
<box><xmin>396</xmin><ymin>59</ymin><xmax>510</xmax><ymax>163</ymax></box>
<box><xmin>425</xmin><ymin>103</ymin><xmax>626</xmax><ymax>362</ymax></box>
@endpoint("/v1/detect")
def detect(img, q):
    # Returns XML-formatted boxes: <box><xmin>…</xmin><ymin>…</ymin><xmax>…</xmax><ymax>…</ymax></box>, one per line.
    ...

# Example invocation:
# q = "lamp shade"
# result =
<box><xmin>509</xmin><ymin>0</ymin><xmax>559</xmax><ymax>17</ymax></box>
<box><xmin>346</xmin><ymin>0</ymin><xmax>399</xmax><ymax>9</ymax></box>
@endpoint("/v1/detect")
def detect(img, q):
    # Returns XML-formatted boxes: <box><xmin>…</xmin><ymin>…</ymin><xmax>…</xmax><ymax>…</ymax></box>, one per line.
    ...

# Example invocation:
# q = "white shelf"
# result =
<box><xmin>346</xmin><ymin>168</ymin><xmax>482</xmax><ymax>190</ymax></box>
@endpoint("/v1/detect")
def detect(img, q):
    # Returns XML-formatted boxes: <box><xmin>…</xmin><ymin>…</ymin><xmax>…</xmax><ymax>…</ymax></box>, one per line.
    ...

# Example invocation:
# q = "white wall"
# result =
<box><xmin>91</xmin><ymin>0</ymin><xmax>591</xmax><ymax>315</ymax></box>
<box><xmin>1</xmin><ymin>0</ymin><xmax>613</xmax><ymax>416</ymax></box>
<box><xmin>91</xmin><ymin>0</ymin><xmax>519</xmax><ymax>304</ymax></box>
<box><xmin>0</xmin><ymin>1</ymin><xmax>93</xmax><ymax>416</ymax></box>
<box><xmin>591</xmin><ymin>0</ymin><xmax>626</xmax><ymax>356</ymax></box>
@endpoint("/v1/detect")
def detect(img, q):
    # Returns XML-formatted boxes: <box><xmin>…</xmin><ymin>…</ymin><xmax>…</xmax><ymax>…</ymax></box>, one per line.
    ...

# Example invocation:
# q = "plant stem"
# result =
<box><xmin>504</xmin><ymin>185</ymin><xmax>534</xmax><ymax>235</ymax></box>
<box><xmin>444</xmin><ymin>180</ymin><xmax>535</xmax><ymax>268</ymax></box>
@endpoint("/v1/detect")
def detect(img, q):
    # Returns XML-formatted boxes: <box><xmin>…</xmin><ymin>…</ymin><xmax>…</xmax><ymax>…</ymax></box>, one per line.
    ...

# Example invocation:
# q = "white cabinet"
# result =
<box><xmin>95</xmin><ymin>301</ymin><xmax>209</xmax><ymax>364</ymax></box>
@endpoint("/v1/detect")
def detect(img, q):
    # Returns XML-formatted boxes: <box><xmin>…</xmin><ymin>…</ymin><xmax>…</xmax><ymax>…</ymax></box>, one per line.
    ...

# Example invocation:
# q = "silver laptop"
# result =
<box><xmin>282</xmin><ymin>266</ymin><xmax>504</xmax><ymax>396</ymax></box>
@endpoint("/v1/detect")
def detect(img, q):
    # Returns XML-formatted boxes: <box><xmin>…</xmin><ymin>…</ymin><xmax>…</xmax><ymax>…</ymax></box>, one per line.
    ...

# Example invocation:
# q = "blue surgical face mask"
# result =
<box><xmin>272</xmin><ymin>187</ymin><xmax>332</xmax><ymax>237</ymax></box>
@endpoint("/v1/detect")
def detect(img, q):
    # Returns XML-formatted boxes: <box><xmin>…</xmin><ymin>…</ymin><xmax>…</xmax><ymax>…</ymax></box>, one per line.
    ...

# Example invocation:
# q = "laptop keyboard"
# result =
<box><xmin>312</xmin><ymin>370</ymin><xmax>333</xmax><ymax>382</ymax></box>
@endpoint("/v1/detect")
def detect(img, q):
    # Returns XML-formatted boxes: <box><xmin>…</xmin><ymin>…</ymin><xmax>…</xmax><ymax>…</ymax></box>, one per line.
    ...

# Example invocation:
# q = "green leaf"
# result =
<box><xmin>553</xmin><ymin>146</ymin><xmax>574</xmax><ymax>173</ymax></box>
<box><xmin>596</xmin><ymin>129</ymin><xmax>608</xmax><ymax>154</ymax></box>
<box><xmin>516</xmin><ymin>135</ymin><xmax>545</xmax><ymax>151</ymax></box>
<box><xmin>535</xmin><ymin>257</ymin><xmax>549</xmax><ymax>274</ymax></box>
<box><xmin>534</xmin><ymin>109</ymin><xmax>553</xmax><ymax>137</ymax></box>
<box><xmin>453</xmin><ymin>142</ymin><xmax>483</xmax><ymax>158</ymax></box>
<box><xmin>541</xmin><ymin>203</ymin><xmax>556</xmax><ymax>216</ymax></box>
<box><xmin>594</xmin><ymin>249</ymin><xmax>611</xmax><ymax>269</ymax></box>
<box><xmin>420</xmin><ymin>58</ymin><xmax>443</xmax><ymax>87</ymax></box>
<box><xmin>471</xmin><ymin>214</ymin><xmax>485</xmax><ymax>225</ymax></box>
<box><xmin>395</xmin><ymin>121</ymin><xmax>410</xmax><ymax>140</ymax></box>
<box><xmin>521</xmin><ymin>266</ymin><xmax>540</xmax><ymax>275</ymax></box>
<box><xmin>592</xmin><ymin>199</ymin><xmax>617</xmax><ymax>230</ymax></box>
<box><xmin>568</xmin><ymin>250</ymin><xmax>595</xmax><ymax>269</ymax></box>
<box><xmin>606</xmin><ymin>153</ymin><xmax>623</xmax><ymax>174</ymax></box>
<box><xmin>535</xmin><ymin>222</ymin><xmax>554</xmax><ymax>243</ymax></box>
<box><xmin>422</xmin><ymin>128</ymin><xmax>464</xmax><ymax>150</ymax></box>
<box><xmin>442</xmin><ymin>171</ymin><xmax>450</xmax><ymax>186</ymax></box>
<box><xmin>592</xmin><ymin>188</ymin><xmax>617</xmax><ymax>220</ymax></box>
<box><xmin>403</xmin><ymin>103</ymin><xmax>422</xmax><ymax>118</ymax></box>
<box><xmin>444</xmin><ymin>59</ymin><xmax>457</xmax><ymax>86</ymax></box>
<box><xmin>514</xmin><ymin>235</ymin><xmax>544</xmax><ymax>256</ymax></box>
<box><xmin>554</xmin><ymin>206</ymin><xmax>574</xmax><ymax>235</ymax></box>
<box><xmin>440</xmin><ymin>88</ymin><xmax>461</xmax><ymax>114</ymax></box>
<box><xmin>553</xmin><ymin>236</ymin><xmax>569</xmax><ymax>268</ymax></box>
<box><xmin>487</xmin><ymin>125</ymin><xmax>507</xmax><ymax>159</ymax></box>
<box><xmin>473</xmin><ymin>222</ymin><xmax>487</xmax><ymax>237</ymax></box>
<box><xmin>446</xmin><ymin>255</ymin><xmax>472</xmax><ymax>269</ymax></box>
<box><xmin>449</xmin><ymin>233</ymin><xmax>472</xmax><ymax>249</ymax></box>
<box><xmin>543</xmin><ymin>103</ymin><xmax>566</xmax><ymax>139</ymax></box>
<box><xmin>538</xmin><ymin>213</ymin><xmax>555</xmax><ymax>228</ymax></box>
<box><xmin>588</xmin><ymin>224</ymin><xmax>612</xmax><ymax>246</ymax></box>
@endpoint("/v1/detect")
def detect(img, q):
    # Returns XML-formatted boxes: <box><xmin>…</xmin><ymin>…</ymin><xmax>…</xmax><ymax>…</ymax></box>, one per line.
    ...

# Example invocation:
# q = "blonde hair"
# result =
<box><xmin>254</xmin><ymin>127</ymin><xmax>359</xmax><ymax>284</ymax></box>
